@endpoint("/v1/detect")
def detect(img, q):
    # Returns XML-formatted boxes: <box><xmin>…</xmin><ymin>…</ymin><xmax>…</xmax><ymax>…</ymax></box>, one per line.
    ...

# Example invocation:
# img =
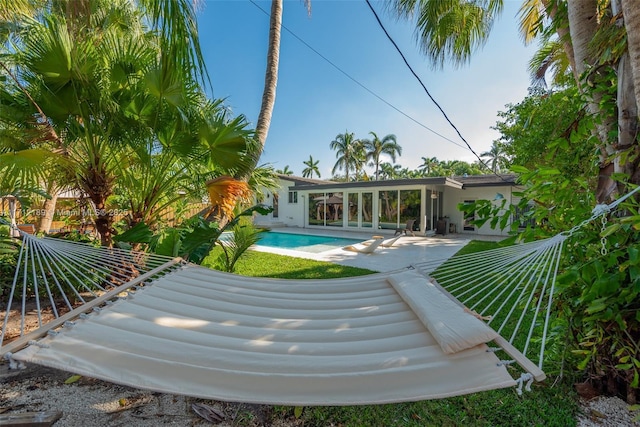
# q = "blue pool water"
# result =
<box><xmin>256</xmin><ymin>232</ymin><xmax>362</xmax><ymax>253</ymax></box>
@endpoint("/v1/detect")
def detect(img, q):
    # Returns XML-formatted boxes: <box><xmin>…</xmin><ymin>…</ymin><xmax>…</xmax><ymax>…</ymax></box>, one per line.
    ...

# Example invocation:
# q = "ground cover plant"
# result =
<box><xmin>203</xmin><ymin>246</ymin><xmax>580</xmax><ymax>426</ymax></box>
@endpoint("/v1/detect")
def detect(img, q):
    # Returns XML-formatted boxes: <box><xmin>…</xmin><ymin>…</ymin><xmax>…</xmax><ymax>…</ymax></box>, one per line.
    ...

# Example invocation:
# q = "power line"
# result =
<box><xmin>248</xmin><ymin>0</ymin><xmax>467</xmax><ymax>151</ymax></box>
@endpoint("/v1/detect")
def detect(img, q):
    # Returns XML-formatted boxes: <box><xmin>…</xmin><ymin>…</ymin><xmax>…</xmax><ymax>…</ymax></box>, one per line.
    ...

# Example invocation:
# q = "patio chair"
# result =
<box><xmin>394</xmin><ymin>219</ymin><xmax>415</xmax><ymax>236</ymax></box>
<box><xmin>362</xmin><ymin>235</ymin><xmax>402</xmax><ymax>248</ymax></box>
<box><xmin>343</xmin><ymin>236</ymin><xmax>384</xmax><ymax>254</ymax></box>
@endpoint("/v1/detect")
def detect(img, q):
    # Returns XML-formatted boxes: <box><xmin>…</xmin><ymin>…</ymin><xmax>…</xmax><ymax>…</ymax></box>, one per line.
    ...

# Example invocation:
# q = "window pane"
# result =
<box><xmin>378</xmin><ymin>190</ymin><xmax>398</xmax><ymax>230</ymax></box>
<box><xmin>326</xmin><ymin>192</ymin><xmax>343</xmax><ymax>227</ymax></box>
<box><xmin>272</xmin><ymin>194</ymin><xmax>279</xmax><ymax>218</ymax></box>
<box><xmin>399</xmin><ymin>190</ymin><xmax>420</xmax><ymax>232</ymax></box>
<box><xmin>347</xmin><ymin>193</ymin><xmax>358</xmax><ymax>228</ymax></box>
<box><xmin>362</xmin><ymin>192</ymin><xmax>373</xmax><ymax>228</ymax></box>
<box><xmin>308</xmin><ymin>193</ymin><xmax>325</xmax><ymax>226</ymax></box>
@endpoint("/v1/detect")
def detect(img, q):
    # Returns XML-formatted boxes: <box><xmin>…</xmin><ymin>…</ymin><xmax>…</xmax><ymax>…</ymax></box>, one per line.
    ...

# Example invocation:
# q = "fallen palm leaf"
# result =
<box><xmin>191</xmin><ymin>402</ymin><xmax>225</xmax><ymax>423</ymax></box>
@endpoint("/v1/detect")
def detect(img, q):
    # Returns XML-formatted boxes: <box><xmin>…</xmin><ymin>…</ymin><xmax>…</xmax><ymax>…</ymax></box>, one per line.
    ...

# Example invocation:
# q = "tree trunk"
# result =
<box><xmin>614</xmin><ymin>53</ymin><xmax>639</xmax><ymax>184</ymax></box>
<box><xmin>619</xmin><ymin>0</ymin><xmax>640</xmax><ymax>185</ymax></box>
<box><xmin>620</xmin><ymin>0</ymin><xmax>640</xmax><ymax>121</ymax></box>
<box><xmin>92</xmin><ymin>193</ymin><xmax>113</xmax><ymax>247</ymax></box>
<box><xmin>567</xmin><ymin>0</ymin><xmax>617</xmax><ymax>201</ymax></box>
<box><xmin>544</xmin><ymin>0</ymin><xmax>579</xmax><ymax>82</ymax></box>
<box><xmin>255</xmin><ymin>0</ymin><xmax>282</xmax><ymax>153</ymax></box>
<box><xmin>82</xmin><ymin>162</ymin><xmax>114</xmax><ymax>247</ymax></box>
<box><xmin>37</xmin><ymin>190</ymin><xmax>59</xmax><ymax>234</ymax></box>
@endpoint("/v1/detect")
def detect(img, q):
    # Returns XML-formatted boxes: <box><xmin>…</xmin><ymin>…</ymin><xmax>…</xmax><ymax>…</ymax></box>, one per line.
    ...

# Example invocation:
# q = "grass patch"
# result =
<box><xmin>202</xmin><ymin>241</ymin><xmax>580</xmax><ymax>426</ymax></box>
<box><xmin>289</xmin><ymin>383</ymin><xmax>578</xmax><ymax>426</ymax></box>
<box><xmin>202</xmin><ymin>248</ymin><xmax>375</xmax><ymax>278</ymax></box>
<box><xmin>452</xmin><ymin>239</ymin><xmax>509</xmax><ymax>256</ymax></box>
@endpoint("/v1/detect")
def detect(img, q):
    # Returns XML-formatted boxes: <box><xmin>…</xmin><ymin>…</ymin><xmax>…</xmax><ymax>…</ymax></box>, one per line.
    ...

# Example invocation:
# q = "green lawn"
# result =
<box><xmin>203</xmin><ymin>244</ymin><xmax>580</xmax><ymax>427</ymax></box>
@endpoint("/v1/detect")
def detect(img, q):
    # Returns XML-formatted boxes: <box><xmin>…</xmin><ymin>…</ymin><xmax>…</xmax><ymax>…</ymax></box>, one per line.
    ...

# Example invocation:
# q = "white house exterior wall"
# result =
<box><xmin>444</xmin><ymin>185</ymin><xmax>515</xmax><ymax>236</ymax></box>
<box><xmin>255</xmin><ymin>177</ymin><xmax>518</xmax><ymax>237</ymax></box>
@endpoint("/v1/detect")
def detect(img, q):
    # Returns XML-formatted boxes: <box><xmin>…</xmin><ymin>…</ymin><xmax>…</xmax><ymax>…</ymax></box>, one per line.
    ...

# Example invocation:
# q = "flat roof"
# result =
<box><xmin>285</xmin><ymin>174</ymin><xmax>518</xmax><ymax>191</ymax></box>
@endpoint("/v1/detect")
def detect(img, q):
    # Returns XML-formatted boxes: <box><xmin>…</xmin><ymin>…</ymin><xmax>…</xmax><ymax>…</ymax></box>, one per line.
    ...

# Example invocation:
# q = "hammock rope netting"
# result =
<box><xmin>0</xmin><ymin>186</ymin><xmax>637</xmax><ymax>405</ymax></box>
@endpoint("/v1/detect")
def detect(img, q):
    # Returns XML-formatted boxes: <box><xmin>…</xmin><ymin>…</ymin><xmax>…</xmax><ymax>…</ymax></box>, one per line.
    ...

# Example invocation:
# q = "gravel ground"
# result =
<box><xmin>2</xmin><ymin>362</ymin><xmax>639</xmax><ymax>426</ymax></box>
<box><xmin>1</xmin><ymin>363</ymin><xmax>301</xmax><ymax>427</ymax></box>
<box><xmin>576</xmin><ymin>396</ymin><xmax>640</xmax><ymax>427</ymax></box>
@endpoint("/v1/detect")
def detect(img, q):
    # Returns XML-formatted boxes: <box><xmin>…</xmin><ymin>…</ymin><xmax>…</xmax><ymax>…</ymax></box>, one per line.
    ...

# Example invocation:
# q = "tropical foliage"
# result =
<box><xmin>442</xmin><ymin>0</ymin><xmax>639</xmax><ymax>402</ymax></box>
<box><xmin>330</xmin><ymin>131</ymin><xmax>361</xmax><ymax>182</ymax></box>
<box><xmin>0</xmin><ymin>0</ymin><xmax>261</xmax><ymax>247</ymax></box>
<box><xmin>362</xmin><ymin>132</ymin><xmax>402</xmax><ymax>180</ymax></box>
<box><xmin>114</xmin><ymin>205</ymin><xmax>271</xmax><ymax>266</ymax></box>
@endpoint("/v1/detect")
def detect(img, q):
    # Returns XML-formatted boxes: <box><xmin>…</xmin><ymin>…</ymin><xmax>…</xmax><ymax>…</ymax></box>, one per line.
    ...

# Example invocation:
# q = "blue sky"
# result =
<box><xmin>197</xmin><ymin>0</ymin><xmax>537</xmax><ymax>178</ymax></box>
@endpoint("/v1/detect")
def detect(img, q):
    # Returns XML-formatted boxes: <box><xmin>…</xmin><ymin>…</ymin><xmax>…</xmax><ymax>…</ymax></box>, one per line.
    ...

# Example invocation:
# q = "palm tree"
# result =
<box><xmin>379</xmin><ymin>162</ymin><xmax>402</xmax><ymax>180</ymax></box>
<box><xmin>252</xmin><ymin>0</ymin><xmax>311</xmax><ymax>171</ymax></box>
<box><xmin>362</xmin><ymin>132</ymin><xmax>402</xmax><ymax>180</ymax></box>
<box><xmin>480</xmin><ymin>141</ymin><xmax>508</xmax><ymax>173</ymax></box>
<box><xmin>391</xmin><ymin>0</ymin><xmax>640</xmax><ymax>194</ymax></box>
<box><xmin>389</xmin><ymin>0</ymin><xmax>503</xmax><ymax>69</ymax></box>
<box><xmin>621</xmin><ymin>0</ymin><xmax>640</xmax><ymax>114</ymax></box>
<box><xmin>352</xmin><ymin>139</ymin><xmax>367</xmax><ymax>180</ymax></box>
<box><xmin>276</xmin><ymin>165</ymin><xmax>293</xmax><ymax>175</ymax></box>
<box><xmin>330</xmin><ymin>131</ymin><xmax>359</xmax><ymax>182</ymax></box>
<box><xmin>516</xmin><ymin>0</ymin><xmax>639</xmax><ymax>198</ymax></box>
<box><xmin>418</xmin><ymin>156</ymin><xmax>439</xmax><ymax>176</ymax></box>
<box><xmin>113</xmin><ymin>100</ymin><xmax>258</xmax><ymax>229</ymax></box>
<box><xmin>302</xmin><ymin>155</ymin><xmax>321</xmax><ymax>178</ymax></box>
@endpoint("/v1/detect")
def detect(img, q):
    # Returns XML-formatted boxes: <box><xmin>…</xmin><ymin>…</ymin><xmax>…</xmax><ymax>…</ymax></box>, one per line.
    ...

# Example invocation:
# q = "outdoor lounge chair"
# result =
<box><xmin>362</xmin><ymin>235</ymin><xmax>402</xmax><ymax>248</ymax></box>
<box><xmin>342</xmin><ymin>236</ymin><xmax>384</xmax><ymax>253</ymax></box>
<box><xmin>394</xmin><ymin>219</ymin><xmax>415</xmax><ymax>236</ymax></box>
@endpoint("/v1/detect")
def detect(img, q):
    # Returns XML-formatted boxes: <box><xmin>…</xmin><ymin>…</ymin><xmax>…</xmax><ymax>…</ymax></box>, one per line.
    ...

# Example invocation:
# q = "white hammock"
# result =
<box><xmin>1</xmin><ymin>188</ymin><xmax>636</xmax><ymax>404</ymax></box>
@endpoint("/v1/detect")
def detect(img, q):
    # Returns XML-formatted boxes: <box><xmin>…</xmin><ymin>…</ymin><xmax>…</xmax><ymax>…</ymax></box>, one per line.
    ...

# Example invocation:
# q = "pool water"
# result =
<box><xmin>256</xmin><ymin>232</ymin><xmax>362</xmax><ymax>253</ymax></box>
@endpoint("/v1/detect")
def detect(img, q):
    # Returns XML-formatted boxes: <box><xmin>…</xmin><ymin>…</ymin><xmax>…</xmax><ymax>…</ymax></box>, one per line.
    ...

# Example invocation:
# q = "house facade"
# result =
<box><xmin>256</xmin><ymin>174</ymin><xmax>521</xmax><ymax>237</ymax></box>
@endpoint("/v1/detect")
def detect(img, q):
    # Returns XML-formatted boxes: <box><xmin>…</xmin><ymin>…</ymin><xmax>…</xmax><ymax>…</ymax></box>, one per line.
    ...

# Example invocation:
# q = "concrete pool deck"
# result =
<box><xmin>252</xmin><ymin>227</ymin><xmax>504</xmax><ymax>272</ymax></box>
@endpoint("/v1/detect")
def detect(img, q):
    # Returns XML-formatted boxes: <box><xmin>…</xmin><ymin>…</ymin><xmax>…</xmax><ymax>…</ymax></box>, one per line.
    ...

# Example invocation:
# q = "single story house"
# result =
<box><xmin>256</xmin><ymin>174</ymin><xmax>525</xmax><ymax>237</ymax></box>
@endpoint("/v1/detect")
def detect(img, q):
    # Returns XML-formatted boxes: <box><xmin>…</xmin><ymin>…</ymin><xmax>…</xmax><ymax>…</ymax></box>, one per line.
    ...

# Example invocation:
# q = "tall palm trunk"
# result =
<box><xmin>254</xmin><ymin>0</ymin><xmax>282</xmax><ymax>156</ymax></box>
<box><xmin>37</xmin><ymin>190</ymin><xmax>59</xmax><ymax>233</ymax></box>
<box><xmin>620</xmin><ymin>0</ymin><xmax>640</xmax><ymax>115</ymax></box>
<box><xmin>82</xmin><ymin>162</ymin><xmax>114</xmax><ymax>247</ymax></box>
<box><xmin>567</xmin><ymin>0</ymin><xmax>617</xmax><ymax>201</ymax></box>
<box><xmin>611</xmin><ymin>0</ymin><xmax>640</xmax><ymax>192</ymax></box>
<box><xmin>619</xmin><ymin>0</ymin><xmax>640</xmax><ymax>185</ymax></box>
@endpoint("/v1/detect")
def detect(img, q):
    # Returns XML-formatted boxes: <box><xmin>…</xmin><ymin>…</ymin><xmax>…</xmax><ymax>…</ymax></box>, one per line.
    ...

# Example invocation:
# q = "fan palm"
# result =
<box><xmin>0</xmin><ymin>0</ymin><xmax>254</xmax><ymax>246</ymax></box>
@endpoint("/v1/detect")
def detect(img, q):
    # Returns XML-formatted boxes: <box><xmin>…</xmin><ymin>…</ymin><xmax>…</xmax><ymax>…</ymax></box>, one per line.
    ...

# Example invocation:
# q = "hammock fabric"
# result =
<box><xmin>10</xmin><ymin>266</ymin><xmax>518</xmax><ymax>405</ymax></box>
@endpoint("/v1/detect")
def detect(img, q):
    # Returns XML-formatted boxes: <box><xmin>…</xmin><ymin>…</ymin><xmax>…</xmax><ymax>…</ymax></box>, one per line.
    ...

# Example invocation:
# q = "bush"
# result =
<box><xmin>468</xmin><ymin>167</ymin><xmax>640</xmax><ymax>403</ymax></box>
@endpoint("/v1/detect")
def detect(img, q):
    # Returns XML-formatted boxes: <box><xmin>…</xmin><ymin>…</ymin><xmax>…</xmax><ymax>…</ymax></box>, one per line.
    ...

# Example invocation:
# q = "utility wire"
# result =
<box><xmin>248</xmin><ymin>0</ymin><xmax>467</xmax><ymax>150</ymax></box>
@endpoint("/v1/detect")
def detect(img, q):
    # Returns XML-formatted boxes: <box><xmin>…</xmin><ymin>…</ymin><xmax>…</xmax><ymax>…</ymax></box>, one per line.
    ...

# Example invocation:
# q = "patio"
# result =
<box><xmin>251</xmin><ymin>227</ymin><xmax>503</xmax><ymax>272</ymax></box>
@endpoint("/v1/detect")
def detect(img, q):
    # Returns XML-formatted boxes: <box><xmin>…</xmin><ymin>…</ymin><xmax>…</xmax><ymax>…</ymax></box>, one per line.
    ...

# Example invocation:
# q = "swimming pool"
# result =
<box><xmin>255</xmin><ymin>231</ymin><xmax>363</xmax><ymax>253</ymax></box>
